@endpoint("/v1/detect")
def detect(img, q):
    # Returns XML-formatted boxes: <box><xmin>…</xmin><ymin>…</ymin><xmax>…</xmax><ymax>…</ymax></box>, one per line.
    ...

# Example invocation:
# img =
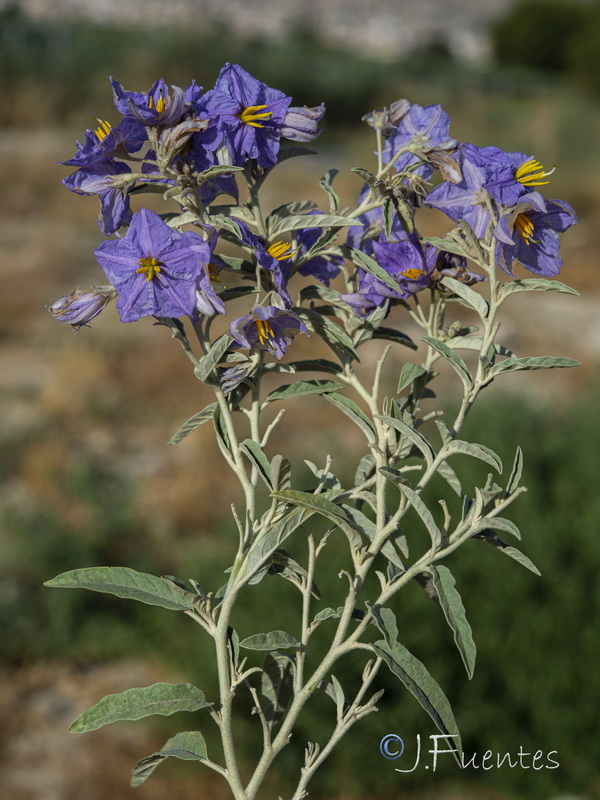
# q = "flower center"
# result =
<box><xmin>255</xmin><ymin>319</ymin><xmax>275</xmax><ymax>345</ymax></box>
<box><xmin>94</xmin><ymin>119</ymin><xmax>112</xmax><ymax>143</ymax></box>
<box><xmin>148</xmin><ymin>94</ymin><xmax>167</xmax><ymax>113</ymax></box>
<box><xmin>136</xmin><ymin>255</ymin><xmax>163</xmax><ymax>281</ymax></box>
<box><xmin>400</xmin><ymin>268</ymin><xmax>424</xmax><ymax>280</ymax></box>
<box><xmin>238</xmin><ymin>104</ymin><xmax>272</xmax><ymax>128</ymax></box>
<box><xmin>267</xmin><ymin>241</ymin><xmax>295</xmax><ymax>261</ymax></box>
<box><xmin>514</xmin><ymin>213</ymin><xmax>535</xmax><ymax>244</ymax></box>
<box><xmin>515</xmin><ymin>158</ymin><xmax>553</xmax><ymax>187</ymax></box>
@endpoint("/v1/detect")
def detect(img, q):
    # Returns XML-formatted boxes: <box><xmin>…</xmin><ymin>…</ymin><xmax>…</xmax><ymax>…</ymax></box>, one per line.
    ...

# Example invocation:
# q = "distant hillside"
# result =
<box><xmin>0</xmin><ymin>0</ymin><xmax>520</xmax><ymax>62</ymax></box>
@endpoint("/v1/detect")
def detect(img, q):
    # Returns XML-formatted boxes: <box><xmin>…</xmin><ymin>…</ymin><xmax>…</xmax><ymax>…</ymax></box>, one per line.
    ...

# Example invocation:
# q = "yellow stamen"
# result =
<box><xmin>239</xmin><ymin>104</ymin><xmax>272</xmax><ymax>128</ymax></box>
<box><xmin>256</xmin><ymin>319</ymin><xmax>275</xmax><ymax>345</ymax></box>
<box><xmin>148</xmin><ymin>93</ymin><xmax>168</xmax><ymax>113</ymax></box>
<box><xmin>401</xmin><ymin>268</ymin><xmax>424</xmax><ymax>280</ymax></box>
<box><xmin>94</xmin><ymin>119</ymin><xmax>112</xmax><ymax>143</ymax></box>
<box><xmin>136</xmin><ymin>255</ymin><xmax>162</xmax><ymax>282</ymax></box>
<box><xmin>515</xmin><ymin>158</ymin><xmax>553</xmax><ymax>187</ymax></box>
<box><xmin>208</xmin><ymin>263</ymin><xmax>221</xmax><ymax>284</ymax></box>
<box><xmin>267</xmin><ymin>241</ymin><xmax>295</xmax><ymax>261</ymax></box>
<box><xmin>514</xmin><ymin>213</ymin><xmax>535</xmax><ymax>244</ymax></box>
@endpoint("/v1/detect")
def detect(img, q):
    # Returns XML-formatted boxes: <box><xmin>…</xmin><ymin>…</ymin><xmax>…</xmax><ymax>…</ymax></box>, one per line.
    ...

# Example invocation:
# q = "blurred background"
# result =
<box><xmin>1</xmin><ymin>0</ymin><xmax>599</xmax><ymax>798</ymax></box>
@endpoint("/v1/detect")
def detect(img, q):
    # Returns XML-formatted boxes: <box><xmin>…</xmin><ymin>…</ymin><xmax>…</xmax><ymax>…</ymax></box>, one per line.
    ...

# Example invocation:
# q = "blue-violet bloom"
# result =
<box><xmin>94</xmin><ymin>208</ymin><xmax>215</xmax><ymax>322</ymax></box>
<box><xmin>494</xmin><ymin>192</ymin><xmax>576</xmax><ymax>276</ymax></box>
<box><xmin>230</xmin><ymin>305</ymin><xmax>307</xmax><ymax>359</ymax></box>
<box><xmin>200</xmin><ymin>64</ymin><xmax>292</xmax><ymax>168</ymax></box>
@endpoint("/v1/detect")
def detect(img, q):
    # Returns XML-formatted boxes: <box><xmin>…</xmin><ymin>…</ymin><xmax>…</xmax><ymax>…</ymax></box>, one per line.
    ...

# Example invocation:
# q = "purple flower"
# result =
<box><xmin>341</xmin><ymin>233</ymin><xmax>432</xmax><ymax>316</ymax></box>
<box><xmin>494</xmin><ymin>193</ymin><xmax>576</xmax><ymax>276</ymax></box>
<box><xmin>236</xmin><ymin>221</ymin><xmax>294</xmax><ymax>306</ymax></box>
<box><xmin>63</xmin><ymin>159</ymin><xmax>133</xmax><ymax>234</ymax></box>
<box><xmin>47</xmin><ymin>286</ymin><xmax>116</xmax><ymax>332</ymax></box>
<box><xmin>190</xmin><ymin>230</ymin><xmax>225</xmax><ymax>317</ymax></box>
<box><xmin>94</xmin><ymin>208</ymin><xmax>216</xmax><ymax>322</ymax></box>
<box><xmin>111</xmin><ymin>77</ymin><xmax>200</xmax><ymax>128</ymax></box>
<box><xmin>482</xmin><ymin>151</ymin><xmax>554</xmax><ymax>208</ymax></box>
<box><xmin>281</xmin><ymin>103</ymin><xmax>325</xmax><ymax>142</ymax></box>
<box><xmin>426</xmin><ymin>143</ymin><xmax>498</xmax><ymax>238</ymax></box>
<box><xmin>383</xmin><ymin>102</ymin><xmax>456</xmax><ymax>179</ymax></box>
<box><xmin>200</xmin><ymin>64</ymin><xmax>292</xmax><ymax>168</ymax></box>
<box><xmin>296</xmin><ymin>211</ymin><xmax>343</xmax><ymax>286</ymax></box>
<box><xmin>60</xmin><ymin>117</ymin><xmax>146</xmax><ymax>169</ymax></box>
<box><xmin>230</xmin><ymin>305</ymin><xmax>307</xmax><ymax>359</ymax></box>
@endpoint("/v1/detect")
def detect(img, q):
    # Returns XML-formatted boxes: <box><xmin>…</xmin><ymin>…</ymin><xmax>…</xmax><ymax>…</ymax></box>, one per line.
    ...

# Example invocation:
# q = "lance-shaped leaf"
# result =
<box><xmin>445</xmin><ymin>440</ymin><xmax>503</xmax><ymax>474</ymax></box>
<box><xmin>376</xmin><ymin>414</ymin><xmax>435</xmax><ymax>467</ymax></box>
<box><xmin>131</xmin><ymin>731</ymin><xmax>209</xmax><ymax>788</ymax></box>
<box><xmin>486</xmin><ymin>356</ymin><xmax>580</xmax><ymax>380</ymax></box>
<box><xmin>283</xmin><ymin>358</ymin><xmax>343</xmax><ymax>375</ymax></box>
<box><xmin>505</xmin><ymin>446</ymin><xmax>524</xmax><ymax>496</ymax></box>
<box><xmin>445</xmin><ymin>336</ymin><xmax>515</xmax><ymax>358</ymax></box>
<box><xmin>271</xmin><ymin>489</ymin><xmax>363</xmax><ymax>549</ymax></box>
<box><xmin>440</xmin><ymin>276</ymin><xmax>489</xmax><ymax>318</ymax></box>
<box><xmin>168</xmin><ymin>402</ymin><xmax>217</xmax><ymax>445</ymax></box>
<box><xmin>421</xmin><ymin>235</ymin><xmax>470</xmax><ymax>259</ymax></box>
<box><xmin>244</xmin><ymin>507</ymin><xmax>313</xmax><ymax>579</ymax></box>
<box><xmin>372</xmin><ymin>640</ymin><xmax>462</xmax><ymax>756</ymax></box>
<box><xmin>367</xmin><ymin>604</ymin><xmax>398</xmax><ymax>648</ymax></box>
<box><xmin>396</xmin><ymin>483</ymin><xmax>442</xmax><ymax>548</ymax></box>
<box><xmin>240</xmin><ymin>630</ymin><xmax>301</xmax><ymax>650</ymax></box>
<box><xmin>268</xmin><ymin>548</ymin><xmax>321</xmax><ymax>599</ymax></box>
<box><xmin>370</xmin><ymin>326</ymin><xmax>417</xmax><ymax>350</ymax></box>
<box><xmin>341</xmin><ymin>245</ymin><xmax>403</xmax><ymax>294</ymax></box>
<box><xmin>397</xmin><ymin>363</ymin><xmax>428</xmax><ymax>394</ymax></box>
<box><xmin>44</xmin><ymin>567</ymin><xmax>194</xmax><ymax>612</ymax></box>
<box><xmin>70</xmin><ymin>683</ymin><xmax>211</xmax><ymax>733</ymax></box>
<box><xmin>423</xmin><ymin>337</ymin><xmax>473</xmax><ymax>391</ymax></box>
<box><xmin>194</xmin><ymin>334</ymin><xmax>233</xmax><ymax>383</ymax></box>
<box><xmin>241</xmin><ymin>440</ymin><xmax>273</xmax><ymax>489</ymax></box>
<box><xmin>325</xmin><ymin>392</ymin><xmax>376</xmax><ymax>440</ymax></box>
<box><xmin>320</xmin><ymin>168</ymin><xmax>340</xmax><ymax>212</ymax></box>
<box><xmin>269</xmin><ymin>213</ymin><xmax>361</xmax><ymax>237</ymax></box>
<box><xmin>261</xmin><ymin>652</ymin><xmax>296</xmax><ymax>728</ymax></box>
<box><xmin>430</xmin><ymin>566</ymin><xmax>476</xmax><ymax>680</ymax></box>
<box><xmin>437</xmin><ymin>460</ymin><xmax>462</xmax><ymax>496</ymax></box>
<box><xmin>499</xmin><ymin>278</ymin><xmax>579</xmax><ymax>299</ymax></box>
<box><xmin>265</xmin><ymin>380</ymin><xmax>343</xmax><ymax>403</ymax></box>
<box><xmin>318</xmin><ymin>674</ymin><xmax>348</xmax><ymax>720</ymax></box>
<box><xmin>474</xmin><ymin>530</ymin><xmax>541</xmax><ymax>575</ymax></box>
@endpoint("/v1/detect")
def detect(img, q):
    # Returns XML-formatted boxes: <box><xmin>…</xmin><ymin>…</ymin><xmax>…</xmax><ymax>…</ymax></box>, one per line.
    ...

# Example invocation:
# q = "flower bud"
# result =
<box><xmin>281</xmin><ymin>103</ymin><xmax>325</xmax><ymax>142</ymax></box>
<box><xmin>47</xmin><ymin>286</ymin><xmax>116</xmax><ymax>332</ymax></box>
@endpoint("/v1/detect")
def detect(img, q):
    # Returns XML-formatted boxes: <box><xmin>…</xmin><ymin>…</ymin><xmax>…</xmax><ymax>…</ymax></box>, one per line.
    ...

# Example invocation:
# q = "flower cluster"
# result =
<box><xmin>52</xmin><ymin>64</ymin><xmax>576</xmax><ymax>381</ymax></box>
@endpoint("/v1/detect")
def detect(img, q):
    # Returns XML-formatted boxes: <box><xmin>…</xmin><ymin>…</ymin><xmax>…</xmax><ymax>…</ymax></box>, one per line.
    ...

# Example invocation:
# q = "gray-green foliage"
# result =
<box><xmin>43</xmin><ymin>82</ymin><xmax>580</xmax><ymax>800</ymax></box>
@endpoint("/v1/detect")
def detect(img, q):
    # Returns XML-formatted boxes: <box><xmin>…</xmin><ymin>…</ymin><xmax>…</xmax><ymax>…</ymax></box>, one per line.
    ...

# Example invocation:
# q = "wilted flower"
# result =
<box><xmin>94</xmin><ymin>208</ymin><xmax>216</xmax><ymax>322</ymax></box>
<box><xmin>230</xmin><ymin>305</ymin><xmax>307</xmax><ymax>359</ymax></box>
<box><xmin>47</xmin><ymin>286</ymin><xmax>117</xmax><ymax>332</ymax></box>
<box><xmin>281</xmin><ymin>103</ymin><xmax>325</xmax><ymax>142</ymax></box>
<box><xmin>382</xmin><ymin>102</ymin><xmax>456</xmax><ymax>178</ymax></box>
